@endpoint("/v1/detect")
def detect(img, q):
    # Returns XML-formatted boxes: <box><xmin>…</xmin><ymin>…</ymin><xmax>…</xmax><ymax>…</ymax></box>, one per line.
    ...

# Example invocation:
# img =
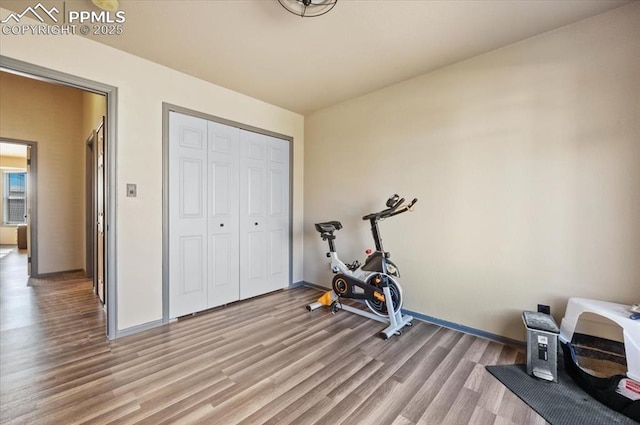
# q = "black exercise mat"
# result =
<box><xmin>486</xmin><ymin>363</ymin><xmax>638</xmax><ymax>425</ymax></box>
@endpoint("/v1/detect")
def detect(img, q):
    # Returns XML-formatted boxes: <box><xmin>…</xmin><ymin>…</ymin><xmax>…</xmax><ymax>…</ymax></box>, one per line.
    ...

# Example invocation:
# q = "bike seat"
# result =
<box><xmin>315</xmin><ymin>221</ymin><xmax>342</xmax><ymax>233</ymax></box>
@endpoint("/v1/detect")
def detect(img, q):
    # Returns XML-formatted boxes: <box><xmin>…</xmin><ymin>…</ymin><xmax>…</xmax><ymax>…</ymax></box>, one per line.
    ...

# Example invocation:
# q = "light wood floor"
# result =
<box><xmin>0</xmin><ymin>248</ymin><xmax>548</xmax><ymax>424</ymax></box>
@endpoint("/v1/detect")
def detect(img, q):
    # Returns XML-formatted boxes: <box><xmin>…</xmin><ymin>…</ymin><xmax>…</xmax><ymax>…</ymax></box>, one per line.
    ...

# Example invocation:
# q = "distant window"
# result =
<box><xmin>3</xmin><ymin>172</ymin><xmax>27</xmax><ymax>224</ymax></box>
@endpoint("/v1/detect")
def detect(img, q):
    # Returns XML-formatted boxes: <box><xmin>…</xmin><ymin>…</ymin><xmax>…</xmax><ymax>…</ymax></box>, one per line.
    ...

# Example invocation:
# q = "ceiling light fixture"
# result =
<box><xmin>92</xmin><ymin>0</ymin><xmax>119</xmax><ymax>12</ymax></box>
<box><xmin>277</xmin><ymin>0</ymin><xmax>337</xmax><ymax>18</ymax></box>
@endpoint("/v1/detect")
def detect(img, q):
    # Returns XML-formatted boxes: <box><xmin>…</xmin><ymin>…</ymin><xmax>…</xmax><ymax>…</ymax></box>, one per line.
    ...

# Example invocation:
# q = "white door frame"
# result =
<box><xmin>162</xmin><ymin>103</ymin><xmax>294</xmax><ymax>323</ymax></box>
<box><xmin>1</xmin><ymin>56</ymin><xmax>118</xmax><ymax>340</ymax></box>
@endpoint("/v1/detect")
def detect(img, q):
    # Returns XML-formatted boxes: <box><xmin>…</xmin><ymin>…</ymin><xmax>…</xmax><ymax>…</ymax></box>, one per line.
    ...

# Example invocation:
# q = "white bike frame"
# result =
<box><xmin>329</xmin><ymin>252</ymin><xmax>368</xmax><ymax>278</ymax></box>
<box><xmin>307</xmin><ymin>252</ymin><xmax>413</xmax><ymax>339</ymax></box>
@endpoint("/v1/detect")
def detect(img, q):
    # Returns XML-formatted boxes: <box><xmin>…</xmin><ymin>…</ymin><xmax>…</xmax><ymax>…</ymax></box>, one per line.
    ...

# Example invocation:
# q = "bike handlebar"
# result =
<box><xmin>362</xmin><ymin>197</ymin><xmax>418</xmax><ymax>221</ymax></box>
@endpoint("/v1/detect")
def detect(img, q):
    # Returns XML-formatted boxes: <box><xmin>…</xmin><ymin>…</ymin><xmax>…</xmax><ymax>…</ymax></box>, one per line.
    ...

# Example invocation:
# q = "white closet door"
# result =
<box><xmin>169</xmin><ymin>113</ymin><xmax>290</xmax><ymax>315</ymax></box>
<box><xmin>266</xmin><ymin>136</ymin><xmax>290</xmax><ymax>290</ymax></box>
<box><xmin>169</xmin><ymin>112</ymin><xmax>209</xmax><ymax>317</ymax></box>
<box><xmin>240</xmin><ymin>130</ymin><xmax>268</xmax><ymax>299</ymax></box>
<box><xmin>240</xmin><ymin>131</ymin><xmax>290</xmax><ymax>299</ymax></box>
<box><xmin>207</xmin><ymin>121</ymin><xmax>240</xmax><ymax>307</ymax></box>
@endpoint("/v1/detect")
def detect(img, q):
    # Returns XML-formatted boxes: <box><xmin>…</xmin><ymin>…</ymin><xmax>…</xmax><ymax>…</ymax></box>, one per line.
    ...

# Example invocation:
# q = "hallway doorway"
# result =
<box><xmin>0</xmin><ymin>141</ymin><xmax>35</xmax><ymax>278</ymax></box>
<box><xmin>0</xmin><ymin>57</ymin><xmax>116</xmax><ymax>338</ymax></box>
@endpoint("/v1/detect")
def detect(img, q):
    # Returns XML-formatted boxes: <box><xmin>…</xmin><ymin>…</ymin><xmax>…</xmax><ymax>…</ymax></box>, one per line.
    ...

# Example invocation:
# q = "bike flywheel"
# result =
<box><xmin>364</xmin><ymin>273</ymin><xmax>403</xmax><ymax>317</ymax></box>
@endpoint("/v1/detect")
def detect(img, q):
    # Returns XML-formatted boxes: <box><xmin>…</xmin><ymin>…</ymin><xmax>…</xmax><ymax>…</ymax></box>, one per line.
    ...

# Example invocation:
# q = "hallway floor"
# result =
<box><xmin>0</xmin><ymin>246</ymin><xmax>101</xmax><ymax>332</ymax></box>
<box><xmin>0</xmin><ymin>246</ymin><xmax>106</xmax><ymax>423</ymax></box>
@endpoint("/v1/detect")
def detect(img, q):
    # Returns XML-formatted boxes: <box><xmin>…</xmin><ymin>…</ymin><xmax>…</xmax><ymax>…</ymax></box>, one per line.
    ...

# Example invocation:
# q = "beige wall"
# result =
<box><xmin>82</xmin><ymin>92</ymin><xmax>107</xmax><ymax>140</ymax></box>
<box><xmin>0</xmin><ymin>8</ymin><xmax>305</xmax><ymax>331</ymax></box>
<box><xmin>0</xmin><ymin>72</ymin><xmax>86</xmax><ymax>273</ymax></box>
<box><xmin>304</xmin><ymin>3</ymin><xmax>640</xmax><ymax>341</ymax></box>
<box><xmin>0</xmin><ymin>154</ymin><xmax>27</xmax><ymax>244</ymax></box>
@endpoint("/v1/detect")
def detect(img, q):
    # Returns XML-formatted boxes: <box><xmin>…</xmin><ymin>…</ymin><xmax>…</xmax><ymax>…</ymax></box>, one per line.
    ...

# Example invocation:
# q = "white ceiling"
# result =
<box><xmin>2</xmin><ymin>0</ymin><xmax>634</xmax><ymax>114</ymax></box>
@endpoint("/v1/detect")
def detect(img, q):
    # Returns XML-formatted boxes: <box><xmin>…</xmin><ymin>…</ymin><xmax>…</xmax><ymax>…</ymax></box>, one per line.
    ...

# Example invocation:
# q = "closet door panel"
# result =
<box><xmin>239</xmin><ymin>131</ymin><xmax>290</xmax><ymax>298</ymax></box>
<box><xmin>266</xmin><ymin>137</ymin><xmax>290</xmax><ymax>290</ymax></box>
<box><xmin>207</xmin><ymin>121</ymin><xmax>240</xmax><ymax>307</ymax></box>
<box><xmin>240</xmin><ymin>131</ymin><xmax>268</xmax><ymax>299</ymax></box>
<box><xmin>169</xmin><ymin>112</ymin><xmax>208</xmax><ymax>318</ymax></box>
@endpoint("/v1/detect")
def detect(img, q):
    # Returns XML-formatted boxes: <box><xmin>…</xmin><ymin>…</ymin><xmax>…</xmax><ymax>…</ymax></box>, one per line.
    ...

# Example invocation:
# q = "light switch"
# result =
<box><xmin>126</xmin><ymin>184</ymin><xmax>137</xmax><ymax>197</ymax></box>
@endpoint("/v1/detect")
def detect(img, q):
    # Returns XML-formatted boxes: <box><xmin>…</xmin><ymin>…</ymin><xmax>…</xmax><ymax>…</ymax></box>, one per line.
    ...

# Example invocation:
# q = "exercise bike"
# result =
<box><xmin>307</xmin><ymin>194</ymin><xmax>417</xmax><ymax>339</ymax></box>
